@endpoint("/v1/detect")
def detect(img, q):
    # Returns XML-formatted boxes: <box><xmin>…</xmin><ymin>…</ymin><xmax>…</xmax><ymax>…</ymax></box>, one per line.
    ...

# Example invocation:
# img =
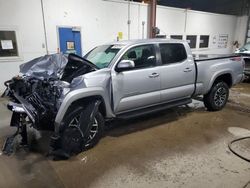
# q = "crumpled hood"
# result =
<box><xmin>20</xmin><ymin>53</ymin><xmax>68</xmax><ymax>80</ymax></box>
<box><xmin>19</xmin><ymin>53</ymin><xmax>99</xmax><ymax>81</ymax></box>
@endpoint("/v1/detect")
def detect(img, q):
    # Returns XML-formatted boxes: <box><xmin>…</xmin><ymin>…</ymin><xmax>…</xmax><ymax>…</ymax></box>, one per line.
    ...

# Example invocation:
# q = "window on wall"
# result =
<box><xmin>159</xmin><ymin>43</ymin><xmax>187</xmax><ymax>64</ymax></box>
<box><xmin>0</xmin><ymin>30</ymin><xmax>19</xmax><ymax>58</ymax></box>
<box><xmin>186</xmin><ymin>35</ymin><xmax>197</xmax><ymax>49</ymax></box>
<box><xmin>199</xmin><ymin>35</ymin><xmax>209</xmax><ymax>48</ymax></box>
<box><xmin>170</xmin><ymin>35</ymin><xmax>183</xmax><ymax>40</ymax></box>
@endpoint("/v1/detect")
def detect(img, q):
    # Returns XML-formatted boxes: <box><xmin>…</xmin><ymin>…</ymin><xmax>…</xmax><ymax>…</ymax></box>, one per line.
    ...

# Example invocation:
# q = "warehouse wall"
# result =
<box><xmin>156</xmin><ymin>7</ymin><xmax>247</xmax><ymax>54</ymax></box>
<box><xmin>0</xmin><ymin>0</ymin><xmax>247</xmax><ymax>91</ymax></box>
<box><xmin>0</xmin><ymin>0</ymin><xmax>47</xmax><ymax>91</ymax></box>
<box><xmin>234</xmin><ymin>15</ymin><xmax>248</xmax><ymax>46</ymax></box>
<box><xmin>42</xmin><ymin>0</ymin><xmax>148</xmax><ymax>54</ymax></box>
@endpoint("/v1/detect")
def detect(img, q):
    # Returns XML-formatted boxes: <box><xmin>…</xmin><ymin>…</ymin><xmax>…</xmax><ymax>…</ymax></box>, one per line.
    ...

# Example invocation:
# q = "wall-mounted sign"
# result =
<box><xmin>0</xmin><ymin>30</ymin><xmax>19</xmax><ymax>58</ymax></box>
<box><xmin>212</xmin><ymin>35</ymin><xmax>217</xmax><ymax>45</ymax></box>
<box><xmin>118</xmin><ymin>32</ymin><xmax>123</xmax><ymax>40</ymax></box>
<box><xmin>66</xmin><ymin>41</ymin><xmax>75</xmax><ymax>50</ymax></box>
<box><xmin>1</xmin><ymin>40</ymin><xmax>13</xmax><ymax>50</ymax></box>
<box><xmin>218</xmin><ymin>34</ymin><xmax>228</xmax><ymax>48</ymax></box>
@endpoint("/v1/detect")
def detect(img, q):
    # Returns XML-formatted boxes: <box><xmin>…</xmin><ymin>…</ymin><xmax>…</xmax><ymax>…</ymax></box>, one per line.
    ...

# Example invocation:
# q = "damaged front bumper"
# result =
<box><xmin>2</xmin><ymin>88</ymin><xmax>59</xmax><ymax>155</ymax></box>
<box><xmin>11</xmin><ymin>93</ymin><xmax>37</xmax><ymax>124</ymax></box>
<box><xmin>7</xmin><ymin>102</ymin><xmax>26</xmax><ymax>114</ymax></box>
<box><xmin>2</xmin><ymin>101</ymin><xmax>32</xmax><ymax>155</ymax></box>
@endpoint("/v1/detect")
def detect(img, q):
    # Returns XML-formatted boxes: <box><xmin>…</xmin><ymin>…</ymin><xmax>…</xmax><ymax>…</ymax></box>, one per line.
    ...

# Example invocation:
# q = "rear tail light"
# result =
<box><xmin>230</xmin><ymin>56</ymin><xmax>245</xmax><ymax>68</ymax></box>
<box><xmin>230</xmin><ymin>56</ymin><xmax>242</xmax><ymax>61</ymax></box>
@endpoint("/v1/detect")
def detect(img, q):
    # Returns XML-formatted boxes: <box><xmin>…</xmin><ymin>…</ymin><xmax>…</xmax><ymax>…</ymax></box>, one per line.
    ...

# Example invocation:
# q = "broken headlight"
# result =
<box><xmin>70</xmin><ymin>76</ymin><xmax>85</xmax><ymax>88</ymax></box>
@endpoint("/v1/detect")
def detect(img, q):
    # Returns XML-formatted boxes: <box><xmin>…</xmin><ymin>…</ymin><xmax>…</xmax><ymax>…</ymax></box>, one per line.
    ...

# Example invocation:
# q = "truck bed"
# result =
<box><xmin>193</xmin><ymin>53</ymin><xmax>244</xmax><ymax>96</ymax></box>
<box><xmin>194</xmin><ymin>54</ymin><xmax>240</xmax><ymax>62</ymax></box>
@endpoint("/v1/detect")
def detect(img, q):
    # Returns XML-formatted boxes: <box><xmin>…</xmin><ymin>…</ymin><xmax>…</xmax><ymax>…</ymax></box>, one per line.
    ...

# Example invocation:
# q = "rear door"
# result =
<box><xmin>158</xmin><ymin>43</ymin><xmax>196</xmax><ymax>102</ymax></box>
<box><xmin>111</xmin><ymin>44</ymin><xmax>161</xmax><ymax>113</ymax></box>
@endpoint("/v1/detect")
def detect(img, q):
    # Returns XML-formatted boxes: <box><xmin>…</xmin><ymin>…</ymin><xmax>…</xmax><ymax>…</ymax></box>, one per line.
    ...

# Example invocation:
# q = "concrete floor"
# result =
<box><xmin>1</xmin><ymin>83</ymin><xmax>250</xmax><ymax>188</ymax></box>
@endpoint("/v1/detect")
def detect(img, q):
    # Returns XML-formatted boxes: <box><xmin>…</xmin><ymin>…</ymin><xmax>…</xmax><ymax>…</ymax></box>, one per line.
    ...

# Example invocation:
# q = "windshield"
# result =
<box><xmin>240</xmin><ymin>42</ymin><xmax>250</xmax><ymax>51</ymax></box>
<box><xmin>84</xmin><ymin>45</ymin><xmax>123</xmax><ymax>68</ymax></box>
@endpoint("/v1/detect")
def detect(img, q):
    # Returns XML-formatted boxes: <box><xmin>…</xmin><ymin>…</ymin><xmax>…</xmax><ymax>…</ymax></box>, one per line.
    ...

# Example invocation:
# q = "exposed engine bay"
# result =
<box><xmin>5</xmin><ymin>76</ymin><xmax>64</xmax><ymax>130</ymax></box>
<box><xmin>2</xmin><ymin>53</ymin><xmax>98</xmax><ymax>157</ymax></box>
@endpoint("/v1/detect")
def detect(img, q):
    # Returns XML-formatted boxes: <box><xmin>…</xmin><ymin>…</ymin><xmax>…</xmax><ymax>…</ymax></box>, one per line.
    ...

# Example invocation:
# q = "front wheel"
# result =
<box><xmin>60</xmin><ymin>104</ymin><xmax>104</xmax><ymax>155</ymax></box>
<box><xmin>203</xmin><ymin>81</ymin><xmax>229</xmax><ymax>111</ymax></box>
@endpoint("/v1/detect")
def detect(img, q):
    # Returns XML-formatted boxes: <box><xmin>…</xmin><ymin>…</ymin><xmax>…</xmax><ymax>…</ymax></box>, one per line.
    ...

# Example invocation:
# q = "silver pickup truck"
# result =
<box><xmin>2</xmin><ymin>39</ymin><xmax>244</xmax><ymax>159</ymax></box>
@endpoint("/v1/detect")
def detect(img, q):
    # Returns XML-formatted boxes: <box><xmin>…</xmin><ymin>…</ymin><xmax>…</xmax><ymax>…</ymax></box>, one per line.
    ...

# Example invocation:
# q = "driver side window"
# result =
<box><xmin>121</xmin><ymin>44</ymin><xmax>156</xmax><ymax>69</ymax></box>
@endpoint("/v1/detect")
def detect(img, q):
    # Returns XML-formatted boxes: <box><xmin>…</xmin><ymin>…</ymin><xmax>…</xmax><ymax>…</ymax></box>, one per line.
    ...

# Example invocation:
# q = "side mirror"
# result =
<box><xmin>116</xmin><ymin>60</ymin><xmax>135</xmax><ymax>72</ymax></box>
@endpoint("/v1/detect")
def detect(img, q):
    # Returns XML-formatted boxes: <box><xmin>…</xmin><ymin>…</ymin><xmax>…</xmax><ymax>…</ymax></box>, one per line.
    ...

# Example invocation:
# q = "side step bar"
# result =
<box><xmin>117</xmin><ymin>98</ymin><xmax>192</xmax><ymax>119</ymax></box>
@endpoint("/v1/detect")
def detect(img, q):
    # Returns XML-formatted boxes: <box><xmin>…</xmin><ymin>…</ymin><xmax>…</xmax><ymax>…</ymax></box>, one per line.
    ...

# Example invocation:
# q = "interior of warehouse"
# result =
<box><xmin>1</xmin><ymin>0</ymin><xmax>250</xmax><ymax>187</ymax></box>
<box><xmin>0</xmin><ymin>0</ymin><xmax>248</xmax><ymax>90</ymax></box>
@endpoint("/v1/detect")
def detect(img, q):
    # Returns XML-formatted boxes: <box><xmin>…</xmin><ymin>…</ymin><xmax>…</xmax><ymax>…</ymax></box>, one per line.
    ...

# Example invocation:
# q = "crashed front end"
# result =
<box><xmin>4</xmin><ymin>75</ymin><xmax>67</xmax><ymax>130</ymax></box>
<box><xmin>2</xmin><ymin>53</ymin><xmax>97</xmax><ymax>158</ymax></box>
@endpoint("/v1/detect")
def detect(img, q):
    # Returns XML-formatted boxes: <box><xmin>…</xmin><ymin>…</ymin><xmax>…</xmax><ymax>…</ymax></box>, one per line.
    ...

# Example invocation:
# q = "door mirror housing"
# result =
<box><xmin>116</xmin><ymin>60</ymin><xmax>135</xmax><ymax>72</ymax></box>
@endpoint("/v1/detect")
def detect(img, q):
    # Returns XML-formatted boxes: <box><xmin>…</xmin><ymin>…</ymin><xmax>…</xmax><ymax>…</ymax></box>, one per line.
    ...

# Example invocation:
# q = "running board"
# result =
<box><xmin>117</xmin><ymin>98</ymin><xmax>192</xmax><ymax>119</ymax></box>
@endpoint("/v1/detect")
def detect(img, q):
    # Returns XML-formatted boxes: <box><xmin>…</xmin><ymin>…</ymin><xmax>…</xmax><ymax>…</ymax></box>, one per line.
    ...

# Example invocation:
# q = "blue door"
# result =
<box><xmin>58</xmin><ymin>27</ymin><xmax>82</xmax><ymax>56</ymax></box>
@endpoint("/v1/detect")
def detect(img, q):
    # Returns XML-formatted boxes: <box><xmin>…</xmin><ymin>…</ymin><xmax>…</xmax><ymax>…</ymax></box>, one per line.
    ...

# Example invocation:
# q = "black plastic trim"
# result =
<box><xmin>195</xmin><ymin>54</ymin><xmax>241</xmax><ymax>62</ymax></box>
<box><xmin>116</xmin><ymin>98</ymin><xmax>192</xmax><ymax>119</ymax></box>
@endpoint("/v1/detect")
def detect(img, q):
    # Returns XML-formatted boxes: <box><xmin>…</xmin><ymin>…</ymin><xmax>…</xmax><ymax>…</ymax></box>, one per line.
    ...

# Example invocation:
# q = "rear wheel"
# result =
<box><xmin>203</xmin><ymin>81</ymin><xmax>229</xmax><ymax>111</ymax></box>
<box><xmin>60</xmin><ymin>104</ymin><xmax>104</xmax><ymax>155</ymax></box>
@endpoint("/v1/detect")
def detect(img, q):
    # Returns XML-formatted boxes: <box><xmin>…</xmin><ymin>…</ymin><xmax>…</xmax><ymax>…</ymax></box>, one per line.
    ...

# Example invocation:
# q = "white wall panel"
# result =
<box><xmin>186</xmin><ymin>10</ymin><xmax>237</xmax><ymax>54</ymax></box>
<box><xmin>156</xmin><ymin>6</ymin><xmax>186</xmax><ymax>35</ymax></box>
<box><xmin>234</xmin><ymin>15</ymin><xmax>248</xmax><ymax>48</ymax></box>
<box><xmin>0</xmin><ymin>0</ymin><xmax>46</xmax><ymax>90</ymax></box>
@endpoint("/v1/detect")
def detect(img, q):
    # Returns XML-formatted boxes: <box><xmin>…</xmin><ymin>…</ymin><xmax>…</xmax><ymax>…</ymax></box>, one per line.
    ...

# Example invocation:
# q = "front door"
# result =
<box><xmin>112</xmin><ymin>44</ymin><xmax>161</xmax><ymax>113</ymax></box>
<box><xmin>58</xmin><ymin>27</ymin><xmax>82</xmax><ymax>56</ymax></box>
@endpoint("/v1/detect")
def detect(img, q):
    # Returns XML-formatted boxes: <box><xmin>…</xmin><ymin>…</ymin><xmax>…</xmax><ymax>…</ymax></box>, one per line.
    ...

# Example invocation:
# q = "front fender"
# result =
<box><xmin>54</xmin><ymin>87</ymin><xmax>114</xmax><ymax>127</ymax></box>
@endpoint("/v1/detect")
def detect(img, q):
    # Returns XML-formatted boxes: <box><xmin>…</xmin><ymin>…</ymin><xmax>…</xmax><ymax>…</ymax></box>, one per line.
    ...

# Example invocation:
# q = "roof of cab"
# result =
<box><xmin>105</xmin><ymin>38</ymin><xmax>186</xmax><ymax>47</ymax></box>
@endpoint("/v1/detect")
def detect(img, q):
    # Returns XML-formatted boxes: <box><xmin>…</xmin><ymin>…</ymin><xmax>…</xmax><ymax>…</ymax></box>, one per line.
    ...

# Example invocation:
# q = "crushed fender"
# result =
<box><xmin>49</xmin><ymin>100</ymin><xmax>101</xmax><ymax>160</ymax></box>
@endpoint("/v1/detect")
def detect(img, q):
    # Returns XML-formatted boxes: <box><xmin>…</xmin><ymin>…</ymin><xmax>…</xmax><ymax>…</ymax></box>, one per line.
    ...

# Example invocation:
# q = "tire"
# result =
<box><xmin>203</xmin><ymin>81</ymin><xmax>229</xmax><ymax>111</ymax></box>
<box><xmin>243</xmin><ymin>75</ymin><xmax>250</xmax><ymax>83</ymax></box>
<box><xmin>60</xmin><ymin>104</ymin><xmax>104</xmax><ymax>155</ymax></box>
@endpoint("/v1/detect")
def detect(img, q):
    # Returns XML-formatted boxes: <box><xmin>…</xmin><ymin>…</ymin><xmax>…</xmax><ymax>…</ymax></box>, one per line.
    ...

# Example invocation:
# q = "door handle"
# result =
<box><xmin>183</xmin><ymin>67</ymin><xmax>192</xmax><ymax>72</ymax></box>
<box><xmin>149</xmin><ymin>72</ymin><xmax>159</xmax><ymax>78</ymax></box>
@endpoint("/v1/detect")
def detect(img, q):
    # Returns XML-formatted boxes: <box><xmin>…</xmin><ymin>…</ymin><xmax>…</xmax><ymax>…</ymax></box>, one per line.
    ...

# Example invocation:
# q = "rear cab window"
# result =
<box><xmin>159</xmin><ymin>43</ymin><xmax>187</xmax><ymax>65</ymax></box>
